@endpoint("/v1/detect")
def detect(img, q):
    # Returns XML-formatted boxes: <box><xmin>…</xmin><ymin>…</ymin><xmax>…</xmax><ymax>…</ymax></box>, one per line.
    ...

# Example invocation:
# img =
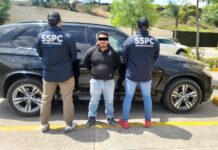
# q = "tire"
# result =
<box><xmin>163</xmin><ymin>78</ymin><xmax>202</xmax><ymax>113</ymax></box>
<box><xmin>7</xmin><ymin>78</ymin><xmax>42</xmax><ymax>117</ymax></box>
<box><xmin>176</xmin><ymin>49</ymin><xmax>186</xmax><ymax>55</ymax></box>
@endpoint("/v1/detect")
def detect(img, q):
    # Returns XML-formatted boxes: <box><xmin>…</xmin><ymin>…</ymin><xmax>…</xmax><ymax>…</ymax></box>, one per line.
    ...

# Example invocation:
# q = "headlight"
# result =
<box><xmin>203</xmin><ymin>66</ymin><xmax>212</xmax><ymax>77</ymax></box>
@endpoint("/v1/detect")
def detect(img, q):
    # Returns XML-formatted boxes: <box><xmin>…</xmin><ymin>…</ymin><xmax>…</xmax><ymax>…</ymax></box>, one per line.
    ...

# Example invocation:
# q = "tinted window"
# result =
<box><xmin>0</xmin><ymin>26</ymin><xmax>16</xmax><ymax>37</ymax></box>
<box><xmin>12</xmin><ymin>27</ymin><xmax>43</xmax><ymax>48</ymax></box>
<box><xmin>91</xmin><ymin>28</ymin><xmax>127</xmax><ymax>52</ymax></box>
<box><xmin>158</xmin><ymin>39</ymin><xmax>174</xmax><ymax>45</ymax></box>
<box><xmin>63</xmin><ymin>26</ymin><xmax>91</xmax><ymax>52</ymax></box>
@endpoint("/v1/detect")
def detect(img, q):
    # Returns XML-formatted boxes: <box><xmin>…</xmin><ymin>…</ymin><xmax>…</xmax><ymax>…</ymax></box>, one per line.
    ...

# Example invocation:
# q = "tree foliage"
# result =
<box><xmin>109</xmin><ymin>0</ymin><xmax>158</xmax><ymax>35</ymax></box>
<box><xmin>203</xmin><ymin>3</ymin><xmax>218</xmax><ymax>27</ymax></box>
<box><xmin>179</xmin><ymin>5</ymin><xmax>198</xmax><ymax>24</ymax></box>
<box><xmin>0</xmin><ymin>0</ymin><xmax>11</xmax><ymax>25</ymax></box>
<box><xmin>168</xmin><ymin>1</ymin><xmax>180</xmax><ymax>38</ymax></box>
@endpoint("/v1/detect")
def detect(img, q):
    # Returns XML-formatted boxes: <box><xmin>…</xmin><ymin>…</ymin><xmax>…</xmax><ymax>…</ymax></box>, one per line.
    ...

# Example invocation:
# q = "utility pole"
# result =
<box><xmin>196</xmin><ymin>0</ymin><xmax>200</xmax><ymax>60</ymax></box>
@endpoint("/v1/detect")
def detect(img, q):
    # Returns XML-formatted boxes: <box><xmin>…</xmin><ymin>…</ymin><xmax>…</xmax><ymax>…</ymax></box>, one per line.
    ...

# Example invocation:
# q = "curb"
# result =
<box><xmin>212</xmin><ymin>96</ymin><xmax>218</xmax><ymax>106</ymax></box>
<box><xmin>211</xmin><ymin>68</ymin><xmax>218</xmax><ymax>72</ymax></box>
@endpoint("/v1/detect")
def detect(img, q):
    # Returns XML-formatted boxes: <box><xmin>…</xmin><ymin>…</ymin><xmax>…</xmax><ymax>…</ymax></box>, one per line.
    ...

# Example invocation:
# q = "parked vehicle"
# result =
<box><xmin>156</xmin><ymin>37</ymin><xmax>189</xmax><ymax>55</ymax></box>
<box><xmin>0</xmin><ymin>22</ymin><xmax>214</xmax><ymax>116</ymax></box>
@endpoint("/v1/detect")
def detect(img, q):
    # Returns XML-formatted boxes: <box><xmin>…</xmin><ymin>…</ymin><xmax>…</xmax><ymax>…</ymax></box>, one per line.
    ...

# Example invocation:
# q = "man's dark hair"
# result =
<box><xmin>47</xmin><ymin>11</ymin><xmax>61</xmax><ymax>26</ymax></box>
<box><xmin>137</xmin><ymin>17</ymin><xmax>149</xmax><ymax>29</ymax></box>
<box><xmin>97</xmin><ymin>31</ymin><xmax>109</xmax><ymax>37</ymax></box>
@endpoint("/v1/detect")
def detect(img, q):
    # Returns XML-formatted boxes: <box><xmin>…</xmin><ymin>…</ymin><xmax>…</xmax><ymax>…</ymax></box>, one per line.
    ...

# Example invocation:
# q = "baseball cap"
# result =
<box><xmin>47</xmin><ymin>11</ymin><xmax>61</xmax><ymax>26</ymax></box>
<box><xmin>137</xmin><ymin>17</ymin><xmax>149</xmax><ymax>29</ymax></box>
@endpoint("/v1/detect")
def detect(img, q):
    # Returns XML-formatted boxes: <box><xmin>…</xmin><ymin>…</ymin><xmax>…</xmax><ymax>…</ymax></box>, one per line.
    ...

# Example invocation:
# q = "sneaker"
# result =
<box><xmin>64</xmin><ymin>122</ymin><xmax>77</xmax><ymax>133</ymax></box>
<box><xmin>118</xmin><ymin>118</ymin><xmax>129</xmax><ymax>129</ymax></box>
<box><xmin>40</xmin><ymin>123</ymin><xmax>50</xmax><ymax>133</ymax></box>
<box><xmin>86</xmin><ymin>117</ymin><xmax>96</xmax><ymax>128</ymax></box>
<box><xmin>145</xmin><ymin>120</ymin><xmax>151</xmax><ymax>128</ymax></box>
<box><xmin>107</xmin><ymin>118</ymin><xmax>117</xmax><ymax>127</ymax></box>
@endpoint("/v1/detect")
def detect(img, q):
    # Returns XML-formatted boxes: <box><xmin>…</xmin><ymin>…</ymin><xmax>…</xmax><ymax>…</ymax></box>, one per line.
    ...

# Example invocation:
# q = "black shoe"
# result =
<box><xmin>107</xmin><ymin>118</ymin><xmax>117</xmax><ymax>127</ymax></box>
<box><xmin>86</xmin><ymin>117</ymin><xmax>96</xmax><ymax>128</ymax></box>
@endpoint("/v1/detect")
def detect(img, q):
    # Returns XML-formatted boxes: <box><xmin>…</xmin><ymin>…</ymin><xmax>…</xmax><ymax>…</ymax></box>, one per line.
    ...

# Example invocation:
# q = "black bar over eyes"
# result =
<box><xmin>98</xmin><ymin>37</ymin><xmax>108</xmax><ymax>41</ymax></box>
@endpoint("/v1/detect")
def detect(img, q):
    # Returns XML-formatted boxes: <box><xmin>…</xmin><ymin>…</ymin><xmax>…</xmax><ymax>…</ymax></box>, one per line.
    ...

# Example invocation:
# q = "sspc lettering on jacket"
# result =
<box><xmin>41</xmin><ymin>34</ymin><xmax>63</xmax><ymax>45</ymax></box>
<box><xmin>135</xmin><ymin>37</ymin><xmax>155</xmax><ymax>47</ymax></box>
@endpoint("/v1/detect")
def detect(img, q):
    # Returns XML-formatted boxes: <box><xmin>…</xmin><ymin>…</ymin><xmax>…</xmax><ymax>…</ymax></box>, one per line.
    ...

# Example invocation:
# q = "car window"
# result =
<box><xmin>91</xmin><ymin>28</ymin><xmax>127</xmax><ymax>52</ymax></box>
<box><xmin>158</xmin><ymin>39</ymin><xmax>174</xmax><ymax>45</ymax></box>
<box><xmin>0</xmin><ymin>26</ymin><xmax>16</xmax><ymax>37</ymax></box>
<box><xmin>12</xmin><ymin>27</ymin><xmax>44</xmax><ymax>48</ymax></box>
<box><xmin>63</xmin><ymin>26</ymin><xmax>91</xmax><ymax>52</ymax></box>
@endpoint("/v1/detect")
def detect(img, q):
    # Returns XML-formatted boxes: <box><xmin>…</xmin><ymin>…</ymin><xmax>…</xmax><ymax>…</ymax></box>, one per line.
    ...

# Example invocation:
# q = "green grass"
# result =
<box><xmin>154</xmin><ymin>16</ymin><xmax>218</xmax><ymax>33</ymax></box>
<box><xmin>75</xmin><ymin>4</ymin><xmax>218</xmax><ymax>32</ymax></box>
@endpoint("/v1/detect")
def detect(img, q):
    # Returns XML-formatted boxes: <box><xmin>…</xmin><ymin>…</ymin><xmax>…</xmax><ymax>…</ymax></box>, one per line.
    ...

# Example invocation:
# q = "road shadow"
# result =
<box><xmin>39</xmin><ymin>120</ymin><xmax>192</xmax><ymax>143</ymax></box>
<box><xmin>0</xmin><ymin>98</ymin><xmax>193</xmax><ymax>142</ymax></box>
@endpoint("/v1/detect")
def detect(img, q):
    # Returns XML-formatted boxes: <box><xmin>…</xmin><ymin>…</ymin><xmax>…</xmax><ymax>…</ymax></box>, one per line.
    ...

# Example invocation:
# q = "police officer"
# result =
<box><xmin>36</xmin><ymin>11</ymin><xmax>77</xmax><ymax>132</ymax></box>
<box><xmin>118</xmin><ymin>17</ymin><xmax>160</xmax><ymax>129</ymax></box>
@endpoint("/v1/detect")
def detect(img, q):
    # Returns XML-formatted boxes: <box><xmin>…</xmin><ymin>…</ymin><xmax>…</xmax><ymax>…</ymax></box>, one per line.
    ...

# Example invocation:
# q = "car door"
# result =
<box><xmin>62</xmin><ymin>25</ymin><xmax>93</xmax><ymax>96</ymax></box>
<box><xmin>10</xmin><ymin>26</ymin><xmax>45</xmax><ymax>73</ymax></box>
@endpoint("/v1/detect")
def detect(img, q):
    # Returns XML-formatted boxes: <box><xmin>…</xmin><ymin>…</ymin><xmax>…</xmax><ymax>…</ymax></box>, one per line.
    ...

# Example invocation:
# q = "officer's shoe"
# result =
<box><xmin>145</xmin><ymin>120</ymin><xmax>151</xmax><ymax>128</ymax></box>
<box><xmin>107</xmin><ymin>118</ymin><xmax>117</xmax><ymax>127</ymax></box>
<box><xmin>40</xmin><ymin>123</ymin><xmax>50</xmax><ymax>133</ymax></box>
<box><xmin>86</xmin><ymin>117</ymin><xmax>96</xmax><ymax>128</ymax></box>
<box><xmin>64</xmin><ymin>122</ymin><xmax>77</xmax><ymax>133</ymax></box>
<box><xmin>118</xmin><ymin>119</ymin><xmax>129</xmax><ymax>129</ymax></box>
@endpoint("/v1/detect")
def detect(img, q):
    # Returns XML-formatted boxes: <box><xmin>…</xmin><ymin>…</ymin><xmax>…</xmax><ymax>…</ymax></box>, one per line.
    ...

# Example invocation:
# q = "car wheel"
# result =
<box><xmin>176</xmin><ymin>49</ymin><xmax>186</xmax><ymax>55</ymax></box>
<box><xmin>7</xmin><ymin>78</ymin><xmax>42</xmax><ymax>116</ymax></box>
<box><xmin>163</xmin><ymin>78</ymin><xmax>202</xmax><ymax>113</ymax></box>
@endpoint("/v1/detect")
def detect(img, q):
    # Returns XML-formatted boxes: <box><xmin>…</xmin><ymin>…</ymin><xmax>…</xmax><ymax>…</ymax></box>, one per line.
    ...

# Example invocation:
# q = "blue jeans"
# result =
<box><xmin>122</xmin><ymin>78</ymin><xmax>152</xmax><ymax>121</ymax></box>
<box><xmin>88</xmin><ymin>79</ymin><xmax>115</xmax><ymax>118</ymax></box>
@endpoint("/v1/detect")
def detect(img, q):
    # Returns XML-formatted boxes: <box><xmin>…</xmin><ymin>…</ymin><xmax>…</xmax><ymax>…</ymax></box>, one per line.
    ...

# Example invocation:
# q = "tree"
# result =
<box><xmin>203</xmin><ymin>3</ymin><xmax>218</xmax><ymax>27</ymax></box>
<box><xmin>207</xmin><ymin>0</ymin><xmax>218</xmax><ymax>4</ymax></box>
<box><xmin>110</xmin><ymin>0</ymin><xmax>158</xmax><ymax>35</ymax></box>
<box><xmin>179</xmin><ymin>5</ymin><xmax>199</xmax><ymax>24</ymax></box>
<box><xmin>0</xmin><ymin>0</ymin><xmax>10</xmax><ymax>25</ymax></box>
<box><xmin>168</xmin><ymin>1</ymin><xmax>180</xmax><ymax>39</ymax></box>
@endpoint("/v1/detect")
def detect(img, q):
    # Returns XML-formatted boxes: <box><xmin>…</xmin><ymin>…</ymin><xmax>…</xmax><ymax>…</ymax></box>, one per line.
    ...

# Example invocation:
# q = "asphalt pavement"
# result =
<box><xmin>0</xmin><ymin>89</ymin><xmax>218</xmax><ymax>150</ymax></box>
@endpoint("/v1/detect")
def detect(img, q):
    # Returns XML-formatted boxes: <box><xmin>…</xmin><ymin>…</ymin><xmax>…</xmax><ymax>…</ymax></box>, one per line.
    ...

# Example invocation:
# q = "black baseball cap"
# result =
<box><xmin>47</xmin><ymin>11</ymin><xmax>61</xmax><ymax>26</ymax></box>
<box><xmin>137</xmin><ymin>17</ymin><xmax>149</xmax><ymax>29</ymax></box>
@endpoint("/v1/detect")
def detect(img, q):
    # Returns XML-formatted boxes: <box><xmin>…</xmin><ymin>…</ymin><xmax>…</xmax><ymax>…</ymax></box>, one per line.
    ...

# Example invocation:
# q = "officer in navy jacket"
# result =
<box><xmin>118</xmin><ymin>17</ymin><xmax>160</xmax><ymax>129</ymax></box>
<box><xmin>36</xmin><ymin>11</ymin><xmax>77</xmax><ymax>133</ymax></box>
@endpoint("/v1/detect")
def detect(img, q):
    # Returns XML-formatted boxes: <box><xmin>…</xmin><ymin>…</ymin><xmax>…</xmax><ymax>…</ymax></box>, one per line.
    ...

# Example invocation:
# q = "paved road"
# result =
<box><xmin>0</xmin><ymin>90</ymin><xmax>218</xmax><ymax>150</ymax></box>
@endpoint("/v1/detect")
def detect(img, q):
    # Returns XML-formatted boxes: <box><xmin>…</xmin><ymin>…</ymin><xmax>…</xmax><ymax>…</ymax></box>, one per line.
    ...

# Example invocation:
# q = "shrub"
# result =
<box><xmin>185</xmin><ymin>48</ymin><xmax>218</xmax><ymax>69</ymax></box>
<box><xmin>0</xmin><ymin>0</ymin><xmax>11</xmax><ymax>25</ymax></box>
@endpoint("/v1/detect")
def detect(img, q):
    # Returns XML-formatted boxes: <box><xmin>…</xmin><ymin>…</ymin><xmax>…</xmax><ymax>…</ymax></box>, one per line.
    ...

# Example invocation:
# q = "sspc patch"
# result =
<box><xmin>135</xmin><ymin>37</ymin><xmax>155</xmax><ymax>47</ymax></box>
<box><xmin>41</xmin><ymin>34</ymin><xmax>63</xmax><ymax>45</ymax></box>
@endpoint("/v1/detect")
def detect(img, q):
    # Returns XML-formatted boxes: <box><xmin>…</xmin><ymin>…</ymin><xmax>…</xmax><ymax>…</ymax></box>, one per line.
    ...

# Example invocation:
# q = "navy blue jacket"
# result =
<box><xmin>36</xmin><ymin>26</ymin><xmax>77</xmax><ymax>82</ymax></box>
<box><xmin>122</xmin><ymin>30</ymin><xmax>160</xmax><ymax>82</ymax></box>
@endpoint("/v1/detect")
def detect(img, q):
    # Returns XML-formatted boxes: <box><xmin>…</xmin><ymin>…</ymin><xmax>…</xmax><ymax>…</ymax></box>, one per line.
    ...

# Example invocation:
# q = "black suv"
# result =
<box><xmin>0</xmin><ymin>22</ymin><xmax>214</xmax><ymax>116</ymax></box>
